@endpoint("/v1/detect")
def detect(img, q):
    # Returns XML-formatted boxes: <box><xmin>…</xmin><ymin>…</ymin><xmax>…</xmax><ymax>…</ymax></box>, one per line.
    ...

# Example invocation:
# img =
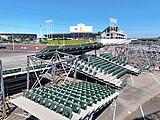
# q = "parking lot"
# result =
<box><xmin>0</xmin><ymin>50</ymin><xmax>35</xmax><ymax>70</ymax></box>
<box><xmin>97</xmin><ymin>71</ymin><xmax>160</xmax><ymax>120</ymax></box>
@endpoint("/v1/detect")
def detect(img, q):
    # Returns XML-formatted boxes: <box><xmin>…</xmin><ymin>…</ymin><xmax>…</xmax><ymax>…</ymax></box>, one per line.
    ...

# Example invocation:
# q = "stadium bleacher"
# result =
<box><xmin>67</xmin><ymin>56</ymin><xmax>129</xmax><ymax>88</ymax></box>
<box><xmin>36</xmin><ymin>43</ymin><xmax>104</xmax><ymax>58</ymax></box>
<box><xmin>2</xmin><ymin>64</ymin><xmax>49</xmax><ymax>75</ymax></box>
<box><xmin>98</xmin><ymin>52</ymin><xmax>139</xmax><ymax>74</ymax></box>
<box><xmin>22</xmin><ymin>81</ymin><xmax>118</xmax><ymax>120</ymax></box>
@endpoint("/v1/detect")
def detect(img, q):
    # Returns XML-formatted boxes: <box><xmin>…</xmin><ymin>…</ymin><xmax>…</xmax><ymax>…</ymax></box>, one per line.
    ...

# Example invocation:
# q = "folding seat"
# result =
<box><xmin>91</xmin><ymin>96</ymin><xmax>98</xmax><ymax>104</ymax></box>
<box><xmin>87</xmin><ymin>92</ymin><xmax>93</xmax><ymax>97</ymax></box>
<box><xmin>75</xmin><ymin>93</ymin><xmax>81</xmax><ymax>99</ymax></box>
<box><xmin>60</xmin><ymin>98</ymin><xmax>67</xmax><ymax>106</ymax></box>
<box><xmin>66</xmin><ymin>101</ymin><xmax>73</xmax><ymax>108</ymax></box>
<box><xmin>49</xmin><ymin>87</ymin><xmax>57</xmax><ymax>91</ymax></box>
<box><xmin>68</xmin><ymin>96</ymin><xmax>74</xmax><ymax>102</ymax></box>
<box><xmin>50</xmin><ymin>101</ymin><xmax>59</xmax><ymax>111</ymax></box>
<box><xmin>35</xmin><ymin>95</ymin><xmax>42</xmax><ymax>103</ymax></box>
<box><xmin>57</xmin><ymin>93</ymin><xmax>64</xmax><ymax>98</ymax></box>
<box><xmin>80</xmin><ymin>101</ymin><xmax>87</xmax><ymax>110</ymax></box>
<box><xmin>74</xmin><ymin>98</ymin><xmax>80</xmax><ymax>104</ymax></box>
<box><xmin>31</xmin><ymin>93</ymin><xmax>37</xmax><ymax>101</ymax></box>
<box><xmin>44</xmin><ymin>99</ymin><xmax>52</xmax><ymax>108</ymax></box>
<box><xmin>81</xmin><ymin>92</ymin><xmax>86</xmax><ymax>97</ymax></box>
<box><xmin>84</xmin><ymin>66</ymin><xmax>88</xmax><ymax>71</ymax></box>
<box><xmin>99</xmin><ymin>92</ymin><xmax>106</xmax><ymax>99</ymax></box>
<box><xmin>49</xmin><ymin>95</ymin><xmax>57</xmax><ymax>101</ymax></box>
<box><xmin>93</xmin><ymin>71</ymin><xmax>97</xmax><ymax>76</ymax></box>
<box><xmin>55</xmin><ymin>96</ymin><xmax>61</xmax><ymax>103</ymax></box>
<box><xmin>86</xmin><ymin>98</ymin><xmax>93</xmax><ymax>106</ymax></box>
<box><xmin>62</xmin><ymin>106</ymin><xmax>73</xmax><ymax>119</ymax></box>
<box><xmin>45</xmin><ymin>93</ymin><xmax>52</xmax><ymax>99</ymax></box>
<box><xmin>54</xmin><ymin>91</ymin><xmax>59</xmax><ymax>96</ymax></box>
<box><xmin>26</xmin><ymin>91</ymin><xmax>32</xmax><ymax>99</ymax></box>
<box><xmin>80</xmin><ymin>96</ymin><xmax>86</xmax><ymax>102</ymax></box>
<box><xmin>23</xmin><ymin>90</ymin><xmax>28</xmax><ymax>97</ymax></box>
<box><xmin>96</xmin><ymin>94</ymin><xmax>102</xmax><ymax>101</ymax></box>
<box><xmin>41</xmin><ymin>92</ymin><xmax>47</xmax><ymax>98</ymax></box>
<box><xmin>70</xmin><ymin>93</ymin><xmax>76</xmax><ymax>98</ymax></box>
<box><xmin>72</xmin><ymin>103</ymin><xmax>81</xmax><ymax>114</ymax></box>
<box><xmin>40</xmin><ymin>98</ymin><xmax>47</xmax><ymax>106</ymax></box>
<box><xmin>56</xmin><ymin>104</ymin><xmax>65</xmax><ymax>114</ymax></box>
<box><xmin>63</xmin><ymin>94</ymin><xmax>69</xmax><ymax>100</ymax></box>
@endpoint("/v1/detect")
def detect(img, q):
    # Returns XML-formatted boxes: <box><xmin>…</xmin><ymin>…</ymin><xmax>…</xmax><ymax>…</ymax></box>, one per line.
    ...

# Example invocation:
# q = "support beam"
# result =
<box><xmin>0</xmin><ymin>60</ymin><xmax>6</xmax><ymax>118</ymax></box>
<box><xmin>27</xmin><ymin>56</ymin><xmax>30</xmax><ymax>90</ymax></box>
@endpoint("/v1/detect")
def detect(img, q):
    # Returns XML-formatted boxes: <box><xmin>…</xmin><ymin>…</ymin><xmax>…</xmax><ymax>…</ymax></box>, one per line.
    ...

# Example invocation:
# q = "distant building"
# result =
<box><xmin>97</xmin><ymin>18</ymin><xmax>128</xmax><ymax>44</ymax></box>
<box><xmin>70</xmin><ymin>23</ymin><xmax>92</xmax><ymax>33</ymax></box>
<box><xmin>0</xmin><ymin>33</ymin><xmax>37</xmax><ymax>41</ymax></box>
<box><xmin>44</xmin><ymin>33</ymin><xmax>99</xmax><ymax>40</ymax></box>
<box><xmin>44</xmin><ymin>23</ymin><xmax>97</xmax><ymax>40</ymax></box>
<box><xmin>101</xmin><ymin>26</ymin><xmax>127</xmax><ymax>39</ymax></box>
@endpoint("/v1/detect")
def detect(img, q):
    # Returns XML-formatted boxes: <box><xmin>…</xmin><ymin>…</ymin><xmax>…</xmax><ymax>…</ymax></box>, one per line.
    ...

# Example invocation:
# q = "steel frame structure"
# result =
<box><xmin>0</xmin><ymin>60</ymin><xmax>6</xmax><ymax>119</ymax></box>
<box><xmin>27</xmin><ymin>51</ymin><xmax>78</xmax><ymax>90</ymax></box>
<box><xmin>104</xmin><ymin>42</ymin><xmax>160</xmax><ymax>72</ymax></box>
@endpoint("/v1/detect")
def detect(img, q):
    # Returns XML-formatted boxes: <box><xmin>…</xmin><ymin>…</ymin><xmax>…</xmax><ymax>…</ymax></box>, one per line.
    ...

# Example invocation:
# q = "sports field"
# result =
<box><xmin>41</xmin><ymin>40</ymin><xmax>90</xmax><ymax>44</ymax></box>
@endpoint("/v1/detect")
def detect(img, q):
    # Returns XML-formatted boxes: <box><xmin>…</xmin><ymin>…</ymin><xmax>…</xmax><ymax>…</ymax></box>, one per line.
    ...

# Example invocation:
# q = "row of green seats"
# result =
<box><xmin>99</xmin><ymin>53</ymin><xmax>128</xmax><ymax>66</ymax></box>
<box><xmin>23</xmin><ymin>81</ymin><xmax>115</xmax><ymax>119</ymax></box>
<box><xmin>37</xmin><ymin>43</ymin><xmax>103</xmax><ymax>55</ymax></box>
<box><xmin>116</xmin><ymin>70</ymin><xmax>128</xmax><ymax>79</ymax></box>
<box><xmin>23</xmin><ymin>90</ymin><xmax>73</xmax><ymax>119</ymax></box>
<box><xmin>26</xmin><ymin>64</ymin><xmax>49</xmax><ymax>70</ymax></box>
<box><xmin>3</xmin><ymin>68</ymin><xmax>21</xmax><ymax>75</ymax></box>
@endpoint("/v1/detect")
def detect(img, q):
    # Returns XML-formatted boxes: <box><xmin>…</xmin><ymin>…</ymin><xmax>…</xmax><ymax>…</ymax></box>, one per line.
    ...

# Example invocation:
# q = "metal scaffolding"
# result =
<box><xmin>27</xmin><ymin>51</ymin><xmax>78</xmax><ymax>90</ymax></box>
<box><xmin>0</xmin><ymin>60</ymin><xmax>6</xmax><ymax>119</ymax></box>
<box><xmin>104</xmin><ymin>42</ymin><xmax>160</xmax><ymax>72</ymax></box>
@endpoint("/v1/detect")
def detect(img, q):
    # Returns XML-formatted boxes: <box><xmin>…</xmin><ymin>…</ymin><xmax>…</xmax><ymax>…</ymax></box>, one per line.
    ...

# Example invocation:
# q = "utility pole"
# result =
<box><xmin>12</xmin><ymin>34</ymin><xmax>14</xmax><ymax>50</ymax></box>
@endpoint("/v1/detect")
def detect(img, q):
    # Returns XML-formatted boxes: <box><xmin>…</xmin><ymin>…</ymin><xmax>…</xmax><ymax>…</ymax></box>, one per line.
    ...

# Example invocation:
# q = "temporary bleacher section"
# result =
<box><xmin>3</xmin><ymin>64</ymin><xmax>49</xmax><ymax>76</ymax></box>
<box><xmin>98</xmin><ymin>52</ymin><xmax>139</xmax><ymax>74</ymax></box>
<box><xmin>11</xmin><ymin>81</ymin><xmax>119</xmax><ymax>120</ymax></box>
<box><xmin>67</xmin><ymin>56</ymin><xmax>129</xmax><ymax>89</ymax></box>
<box><xmin>2</xmin><ymin>64</ymin><xmax>51</xmax><ymax>96</ymax></box>
<box><xmin>36</xmin><ymin>43</ymin><xmax>104</xmax><ymax>58</ymax></box>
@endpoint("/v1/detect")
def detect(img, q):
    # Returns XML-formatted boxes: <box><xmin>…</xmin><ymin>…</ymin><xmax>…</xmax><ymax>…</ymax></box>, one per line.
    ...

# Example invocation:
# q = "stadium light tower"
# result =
<box><xmin>45</xmin><ymin>20</ymin><xmax>53</xmax><ymax>40</ymax></box>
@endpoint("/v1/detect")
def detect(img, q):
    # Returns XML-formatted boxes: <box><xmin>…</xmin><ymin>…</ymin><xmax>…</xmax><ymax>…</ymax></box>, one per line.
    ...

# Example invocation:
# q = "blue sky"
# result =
<box><xmin>0</xmin><ymin>0</ymin><xmax>160</xmax><ymax>38</ymax></box>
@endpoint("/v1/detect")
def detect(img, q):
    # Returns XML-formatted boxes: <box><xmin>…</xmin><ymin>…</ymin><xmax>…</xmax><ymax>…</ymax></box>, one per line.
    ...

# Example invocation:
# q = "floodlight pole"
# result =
<box><xmin>40</xmin><ymin>25</ymin><xmax>43</xmax><ymax>40</ymax></box>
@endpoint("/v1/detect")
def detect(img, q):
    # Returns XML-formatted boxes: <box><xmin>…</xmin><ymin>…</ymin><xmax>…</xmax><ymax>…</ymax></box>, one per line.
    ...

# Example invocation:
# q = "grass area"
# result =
<box><xmin>41</xmin><ymin>40</ymin><xmax>90</xmax><ymax>44</ymax></box>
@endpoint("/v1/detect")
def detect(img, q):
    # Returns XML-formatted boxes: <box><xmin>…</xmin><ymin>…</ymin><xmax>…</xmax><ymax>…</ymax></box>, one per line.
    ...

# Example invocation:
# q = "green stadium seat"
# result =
<box><xmin>72</xmin><ymin>103</ymin><xmax>81</xmax><ymax>114</ymax></box>
<box><xmin>62</xmin><ymin>106</ymin><xmax>73</xmax><ymax>119</ymax></box>
<box><xmin>40</xmin><ymin>98</ymin><xmax>47</xmax><ymax>106</ymax></box>
<box><xmin>80</xmin><ymin>101</ymin><xmax>87</xmax><ymax>110</ymax></box>
<box><xmin>63</xmin><ymin>94</ymin><xmax>69</xmax><ymax>100</ymax></box>
<box><xmin>31</xmin><ymin>93</ymin><xmax>37</xmax><ymax>101</ymax></box>
<box><xmin>66</xmin><ymin>101</ymin><xmax>73</xmax><ymax>108</ymax></box>
<box><xmin>50</xmin><ymin>101</ymin><xmax>59</xmax><ymax>111</ymax></box>
<box><xmin>56</xmin><ymin>104</ymin><xmax>65</xmax><ymax>114</ymax></box>
<box><xmin>68</xmin><ymin>96</ymin><xmax>74</xmax><ymax>102</ymax></box>
<box><xmin>60</xmin><ymin>99</ymin><xmax>67</xmax><ymax>106</ymax></box>
<box><xmin>55</xmin><ymin>96</ymin><xmax>61</xmax><ymax>103</ymax></box>
<box><xmin>35</xmin><ymin>95</ymin><xmax>42</xmax><ymax>103</ymax></box>
<box><xmin>86</xmin><ymin>98</ymin><xmax>93</xmax><ymax>106</ymax></box>
<box><xmin>44</xmin><ymin>99</ymin><xmax>52</xmax><ymax>108</ymax></box>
